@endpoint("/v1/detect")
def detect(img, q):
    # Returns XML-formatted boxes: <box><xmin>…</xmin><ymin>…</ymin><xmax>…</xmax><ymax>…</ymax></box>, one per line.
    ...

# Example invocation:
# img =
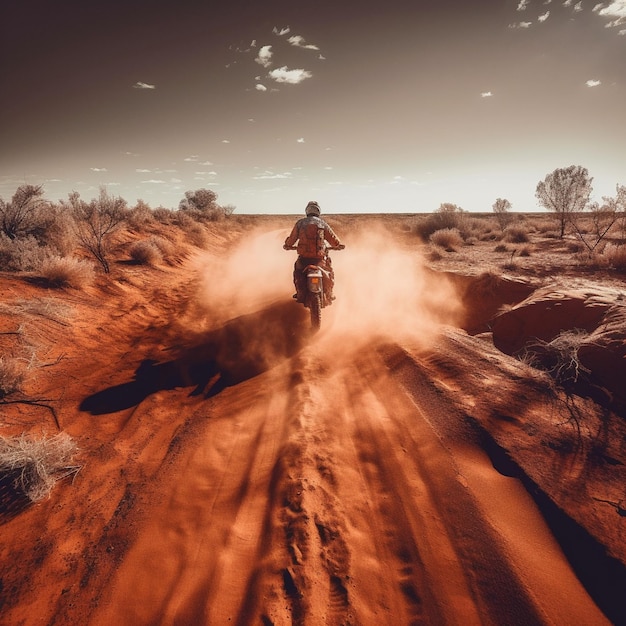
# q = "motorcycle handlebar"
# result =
<box><xmin>283</xmin><ymin>245</ymin><xmax>345</xmax><ymax>251</ymax></box>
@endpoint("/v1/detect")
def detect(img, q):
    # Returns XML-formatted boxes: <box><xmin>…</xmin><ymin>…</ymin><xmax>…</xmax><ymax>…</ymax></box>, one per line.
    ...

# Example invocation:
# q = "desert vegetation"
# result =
<box><xmin>0</xmin><ymin>185</ymin><xmax>235</xmax><ymax>277</ymax></box>
<box><xmin>2</xmin><ymin>170</ymin><xmax>626</xmax><ymax>625</ymax></box>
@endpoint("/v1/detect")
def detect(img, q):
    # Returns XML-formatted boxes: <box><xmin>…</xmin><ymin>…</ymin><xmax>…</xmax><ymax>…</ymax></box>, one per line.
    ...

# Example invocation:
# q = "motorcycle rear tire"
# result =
<box><xmin>310</xmin><ymin>293</ymin><xmax>322</xmax><ymax>330</ymax></box>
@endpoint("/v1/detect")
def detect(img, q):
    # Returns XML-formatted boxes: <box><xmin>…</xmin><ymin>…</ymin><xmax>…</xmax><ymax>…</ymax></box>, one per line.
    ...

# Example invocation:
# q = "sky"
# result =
<box><xmin>1</xmin><ymin>0</ymin><xmax>625</xmax><ymax>214</ymax></box>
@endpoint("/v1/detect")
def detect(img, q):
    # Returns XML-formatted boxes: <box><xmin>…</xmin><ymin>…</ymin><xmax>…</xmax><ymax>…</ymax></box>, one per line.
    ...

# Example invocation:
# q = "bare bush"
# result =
<box><xmin>494</xmin><ymin>243</ymin><xmax>509</xmax><ymax>253</ymax></box>
<box><xmin>492</xmin><ymin>198</ymin><xmax>513</xmax><ymax>232</ymax></box>
<box><xmin>0</xmin><ymin>432</ymin><xmax>80</xmax><ymax>502</ymax></box>
<box><xmin>129</xmin><ymin>240</ymin><xmax>162</xmax><ymax>265</ymax></box>
<box><xmin>152</xmin><ymin>207</ymin><xmax>176</xmax><ymax>224</ymax></box>
<box><xmin>604</xmin><ymin>243</ymin><xmax>626</xmax><ymax>272</ymax></box>
<box><xmin>0</xmin><ymin>357</ymin><xmax>27</xmax><ymax>398</ymax></box>
<box><xmin>39</xmin><ymin>256</ymin><xmax>95</xmax><ymax>288</ymax></box>
<box><xmin>429</xmin><ymin>228</ymin><xmax>464</xmax><ymax>251</ymax></box>
<box><xmin>66</xmin><ymin>187</ymin><xmax>128</xmax><ymax>273</ymax></box>
<box><xmin>504</xmin><ymin>226</ymin><xmax>530</xmax><ymax>243</ymax></box>
<box><xmin>179</xmin><ymin>188</ymin><xmax>234</xmax><ymax>221</ymax></box>
<box><xmin>522</xmin><ymin>329</ymin><xmax>591</xmax><ymax>391</ymax></box>
<box><xmin>0</xmin><ymin>184</ymin><xmax>49</xmax><ymax>240</ymax></box>
<box><xmin>415</xmin><ymin>203</ymin><xmax>468</xmax><ymax>240</ymax></box>
<box><xmin>127</xmin><ymin>199</ymin><xmax>155</xmax><ymax>230</ymax></box>
<box><xmin>0</xmin><ymin>233</ymin><xmax>50</xmax><ymax>271</ymax></box>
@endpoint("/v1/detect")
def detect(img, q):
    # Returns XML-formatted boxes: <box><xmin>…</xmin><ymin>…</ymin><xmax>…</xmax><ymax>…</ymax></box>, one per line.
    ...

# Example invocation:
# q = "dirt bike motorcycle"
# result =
<box><xmin>285</xmin><ymin>245</ymin><xmax>344</xmax><ymax>330</ymax></box>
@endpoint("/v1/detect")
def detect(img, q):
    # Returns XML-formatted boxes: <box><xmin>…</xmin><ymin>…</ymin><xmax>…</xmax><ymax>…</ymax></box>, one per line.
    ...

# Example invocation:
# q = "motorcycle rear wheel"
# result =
<box><xmin>310</xmin><ymin>293</ymin><xmax>322</xmax><ymax>330</ymax></box>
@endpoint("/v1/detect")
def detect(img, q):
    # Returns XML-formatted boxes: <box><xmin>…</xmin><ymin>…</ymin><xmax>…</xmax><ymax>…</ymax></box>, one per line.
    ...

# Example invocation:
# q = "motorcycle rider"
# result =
<box><xmin>283</xmin><ymin>201</ymin><xmax>344</xmax><ymax>303</ymax></box>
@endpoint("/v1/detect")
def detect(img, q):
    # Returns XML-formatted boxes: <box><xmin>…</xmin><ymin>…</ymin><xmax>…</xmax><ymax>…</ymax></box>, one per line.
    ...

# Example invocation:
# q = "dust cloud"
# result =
<box><xmin>190</xmin><ymin>225</ymin><xmax>461</xmax><ymax>352</ymax></box>
<box><xmin>191</xmin><ymin>229</ymin><xmax>293</xmax><ymax>325</ymax></box>
<box><xmin>325</xmin><ymin>226</ymin><xmax>462</xmax><ymax>347</ymax></box>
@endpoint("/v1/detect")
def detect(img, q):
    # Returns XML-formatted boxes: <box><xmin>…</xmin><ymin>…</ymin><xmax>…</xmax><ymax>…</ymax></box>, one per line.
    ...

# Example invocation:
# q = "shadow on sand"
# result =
<box><xmin>80</xmin><ymin>301</ymin><xmax>308</xmax><ymax>415</ymax></box>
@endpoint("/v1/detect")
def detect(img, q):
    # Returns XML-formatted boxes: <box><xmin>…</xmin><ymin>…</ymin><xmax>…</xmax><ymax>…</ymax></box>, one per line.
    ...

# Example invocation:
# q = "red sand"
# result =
<box><xmin>1</xmin><ymin>215</ymin><xmax>624</xmax><ymax>625</ymax></box>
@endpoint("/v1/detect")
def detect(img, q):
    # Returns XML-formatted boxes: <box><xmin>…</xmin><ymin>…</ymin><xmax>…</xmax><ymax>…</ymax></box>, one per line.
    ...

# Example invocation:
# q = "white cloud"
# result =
<box><xmin>509</xmin><ymin>20</ymin><xmax>533</xmax><ymax>27</ymax></box>
<box><xmin>184</xmin><ymin>156</ymin><xmax>199</xmax><ymax>162</ymax></box>
<box><xmin>253</xmin><ymin>171</ymin><xmax>293</xmax><ymax>180</ymax></box>
<box><xmin>538</xmin><ymin>10</ymin><xmax>551</xmax><ymax>20</ymax></box>
<box><xmin>256</xmin><ymin>45</ymin><xmax>273</xmax><ymax>68</ymax></box>
<box><xmin>273</xmin><ymin>26</ymin><xmax>290</xmax><ymax>36</ymax></box>
<box><xmin>517</xmin><ymin>0</ymin><xmax>530</xmax><ymax>10</ymax></box>
<box><xmin>288</xmin><ymin>35</ymin><xmax>320</xmax><ymax>50</ymax></box>
<box><xmin>268</xmin><ymin>66</ymin><xmax>313</xmax><ymax>84</ymax></box>
<box><xmin>133</xmin><ymin>81</ymin><xmax>155</xmax><ymax>89</ymax></box>
<box><xmin>142</xmin><ymin>179</ymin><xmax>166</xmax><ymax>184</ymax></box>
<box><xmin>195</xmin><ymin>171</ymin><xmax>218</xmax><ymax>176</ymax></box>
<box><xmin>586</xmin><ymin>79</ymin><xmax>602</xmax><ymax>86</ymax></box>
<box><xmin>136</xmin><ymin>168</ymin><xmax>151</xmax><ymax>173</ymax></box>
<box><xmin>563</xmin><ymin>0</ymin><xmax>573</xmax><ymax>6</ymax></box>
<box><xmin>90</xmin><ymin>167</ymin><xmax>107</xmax><ymax>172</ymax></box>
<box><xmin>297</xmin><ymin>137</ymin><xmax>305</xmax><ymax>143</ymax></box>
<box><xmin>573</xmin><ymin>1</ymin><xmax>583</xmax><ymax>11</ymax></box>
<box><xmin>222</xmin><ymin>139</ymin><xmax>231</xmax><ymax>144</ymax></box>
<box><xmin>256</xmin><ymin>83</ymin><xmax>268</xmax><ymax>92</ymax></box>
<box><xmin>481</xmin><ymin>91</ymin><xmax>493</xmax><ymax>97</ymax></box>
<box><xmin>596</xmin><ymin>0</ymin><xmax>626</xmax><ymax>26</ymax></box>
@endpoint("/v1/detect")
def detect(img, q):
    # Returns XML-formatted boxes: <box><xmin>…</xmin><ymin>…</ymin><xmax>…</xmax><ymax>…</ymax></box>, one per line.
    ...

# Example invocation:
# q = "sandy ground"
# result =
<box><xmin>1</xmin><ymin>214</ymin><xmax>625</xmax><ymax>625</ymax></box>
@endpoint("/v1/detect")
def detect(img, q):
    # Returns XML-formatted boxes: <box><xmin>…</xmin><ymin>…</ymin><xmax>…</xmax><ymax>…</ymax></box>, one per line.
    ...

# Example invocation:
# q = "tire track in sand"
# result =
<box><xmin>89</xmin><ymin>361</ymin><xmax>299</xmax><ymax>626</ymax></box>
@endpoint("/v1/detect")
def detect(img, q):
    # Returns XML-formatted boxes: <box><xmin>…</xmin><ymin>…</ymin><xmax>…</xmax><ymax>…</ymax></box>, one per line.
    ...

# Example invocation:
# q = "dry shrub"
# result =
<box><xmin>522</xmin><ymin>329</ymin><xmax>590</xmax><ymax>391</ymax></box>
<box><xmin>129</xmin><ymin>239</ymin><xmax>162</xmax><ymax>265</ymax></box>
<box><xmin>0</xmin><ymin>234</ymin><xmax>50</xmax><ymax>271</ymax></box>
<box><xmin>504</xmin><ymin>226</ymin><xmax>530</xmax><ymax>243</ymax></box>
<box><xmin>518</xmin><ymin>245</ymin><xmax>532</xmax><ymax>257</ymax></box>
<box><xmin>604</xmin><ymin>243</ymin><xmax>626</xmax><ymax>272</ymax></box>
<box><xmin>467</xmin><ymin>217</ymin><xmax>494</xmax><ymax>239</ymax></box>
<box><xmin>152</xmin><ymin>207</ymin><xmax>176</xmax><ymax>224</ymax></box>
<box><xmin>429</xmin><ymin>228</ymin><xmax>463</xmax><ymax>251</ymax></box>
<box><xmin>535</xmin><ymin>220</ymin><xmax>561</xmax><ymax>237</ymax></box>
<box><xmin>39</xmin><ymin>256</ymin><xmax>95</xmax><ymax>288</ymax></box>
<box><xmin>0</xmin><ymin>357</ymin><xmax>27</xmax><ymax>398</ymax></box>
<box><xmin>415</xmin><ymin>207</ymin><xmax>468</xmax><ymax>241</ymax></box>
<box><xmin>179</xmin><ymin>220</ymin><xmax>209</xmax><ymax>248</ymax></box>
<box><xmin>127</xmin><ymin>201</ymin><xmax>155</xmax><ymax>230</ymax></box>
<box><xmin>494</xmin><ymin>243</ymin><xmax>508</xmax><ymax>253</ymax></box>
<box><xmin>0</xmin><ymin>432</ymin><xmax>80</xmax><ymax>502</ymax></box>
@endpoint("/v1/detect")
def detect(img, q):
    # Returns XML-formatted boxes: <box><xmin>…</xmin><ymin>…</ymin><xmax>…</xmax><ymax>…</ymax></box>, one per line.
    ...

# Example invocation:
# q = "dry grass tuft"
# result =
<box><xmin>604</xmin><ymin>243</ymin><xmax>626</xmax><ymax>272</ymax></box>
<box><xmin>504</xmin><ymin>226</ymin><xmax>530</xmax><ymax>244</ymax></box>
<box><xmin>0</xmin><ymin>432</ymin><xmax>80</xmax><ymax>502</ymax></box>
<box><xmin>39</xmin><ymin>256</ymin><xmax>95</xmax><ymax>289</ymax></box>
<box><xmin>429</xmin><ymin>228</ymin><xmax>464</xmax><ymax>251</ymax></box>
<box><xmin>129</xmin><ymin>240</ymin><xmax>163</xmax><ymax>265</ymax></box>
<box><xmin>522</xmin><ymin>329</ymin><xmax>591</xmax><ymax>390</ymax></box>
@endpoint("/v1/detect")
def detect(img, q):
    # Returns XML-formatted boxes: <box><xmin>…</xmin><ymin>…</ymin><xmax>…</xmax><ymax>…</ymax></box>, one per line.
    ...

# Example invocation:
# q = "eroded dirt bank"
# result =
<box><xmin>1</xmin><ymin>220</ymin><xmax>625</xmax><ymax>625</ymax></box>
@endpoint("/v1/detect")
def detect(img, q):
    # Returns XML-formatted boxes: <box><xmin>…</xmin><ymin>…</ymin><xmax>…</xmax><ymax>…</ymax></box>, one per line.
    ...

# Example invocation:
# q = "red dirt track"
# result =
<box><xmin>1</xmin><ymin>215</ymin><xmax>625</xmax><ymax>625</ymax></box>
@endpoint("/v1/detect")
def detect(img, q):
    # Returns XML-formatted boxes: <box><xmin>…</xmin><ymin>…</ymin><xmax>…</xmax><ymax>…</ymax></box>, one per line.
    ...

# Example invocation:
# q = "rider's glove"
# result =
<box><xmin>337</xmin><ymin>244</ymin><xmax>345</xmax><ymax>250</ymax></box>
<box><xmin>283</xmin><ymin>244</ymin><xmax>290</xmax><ymax>250</ymax></box>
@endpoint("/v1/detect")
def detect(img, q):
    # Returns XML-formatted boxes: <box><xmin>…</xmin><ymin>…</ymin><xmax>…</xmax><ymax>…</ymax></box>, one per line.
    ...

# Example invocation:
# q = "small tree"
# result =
<box><xmin>535</xmin><ymin>165</ymin><xmax>593</xmax><ymax>238</ymax></box>
<box><xmin>0</xmin><ymin>184</ymin><xmax>48</xmax><ymax>240</ymax></box>
<box><xmin>179</xmin><ymin>188</ymin><xmax>218</xmax><ymax>213</ymax></box>
<box><xmin>492</xmin><ymin>198</ymin><xmax>513</xmax><ymax>232</ymax></box>
<box><xmin>179</xmin><ymin>188</ymin><xmax>234</xmax><ymax>221</ymax></box>
<box><xmin>67</xmin><ymin>187</ymin><xmax>127</xmax><ymax>273</ymax></box>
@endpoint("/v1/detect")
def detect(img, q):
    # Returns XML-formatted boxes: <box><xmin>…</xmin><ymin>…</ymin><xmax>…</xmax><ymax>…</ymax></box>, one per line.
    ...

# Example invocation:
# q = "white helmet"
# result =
<box><xmin>305</xmin><ymin>200</ymin><xmax>321</xmax><ymax>216</ymax></box>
